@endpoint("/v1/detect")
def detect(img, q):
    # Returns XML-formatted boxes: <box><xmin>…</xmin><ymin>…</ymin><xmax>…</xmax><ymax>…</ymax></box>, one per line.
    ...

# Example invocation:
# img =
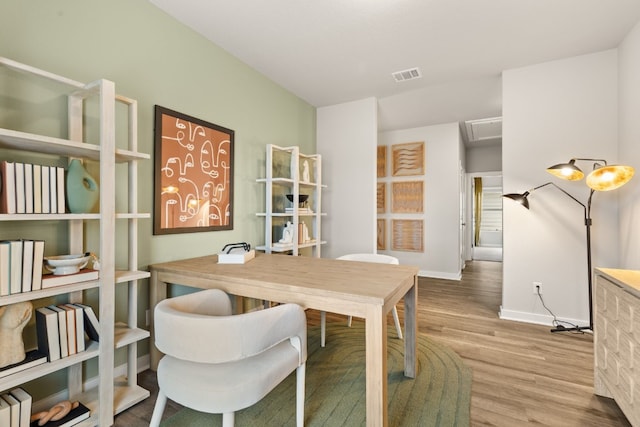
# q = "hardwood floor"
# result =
<box><xmin>116</xmin><ymin>260</ymin><xmax>630</xmax><ymax>426</ymax></box>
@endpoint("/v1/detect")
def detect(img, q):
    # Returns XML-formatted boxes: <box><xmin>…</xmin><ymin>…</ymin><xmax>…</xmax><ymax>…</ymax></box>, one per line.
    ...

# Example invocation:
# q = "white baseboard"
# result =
<box><xmin>499</xmin><ymin>306</ymin><xmax>588</xmax><ymax>328</ymax></box>
<box><xmin>418</xmin><ymin>270</ymin><xmax>462</xmax><ymax>281</ymax></box>
<box><xmin>32</xmin><ymin>354</ymin><xmax>151</xmax><ymax>412</ymax></box>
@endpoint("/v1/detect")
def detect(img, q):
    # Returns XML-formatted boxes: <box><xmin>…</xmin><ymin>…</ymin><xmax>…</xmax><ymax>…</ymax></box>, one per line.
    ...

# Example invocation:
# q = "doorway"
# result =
<box><xmin>468</xmin><ymin>173</ymin><xmax>503</xmax><ymax>262</ymax></box>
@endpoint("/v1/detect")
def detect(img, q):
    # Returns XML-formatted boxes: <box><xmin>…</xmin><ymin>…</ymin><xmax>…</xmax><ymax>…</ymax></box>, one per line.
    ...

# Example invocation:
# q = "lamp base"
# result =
<box><xmin>550</xmin><ymin>324</ymin><xmax>592</xmax><ymax>333</ymax></box>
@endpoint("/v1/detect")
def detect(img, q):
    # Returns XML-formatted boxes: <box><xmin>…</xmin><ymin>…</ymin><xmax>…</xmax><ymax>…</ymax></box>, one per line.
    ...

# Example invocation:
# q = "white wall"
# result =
<box><xmin>466</xmin><ymin>144</ymin><xmax>502</xmax><ymax>173</ymax></box>
<box><xmin>378</xmin><ymin>123</ymin><xmax>462</xmax><ymax>279</ymax></box>
<box><xmin>317</xmin><ymin>98</ymin><xmax>378</xmax><ymax>259</ymax></box>
<box><xmin>618</xmin><ymin>20</ymin><xmax>640</xmax><ymax>270</ymax></box>
<box><xmin>502</xmin><ymin>50</ymin><xmax>620</xmax><ymax>326</ymax></box>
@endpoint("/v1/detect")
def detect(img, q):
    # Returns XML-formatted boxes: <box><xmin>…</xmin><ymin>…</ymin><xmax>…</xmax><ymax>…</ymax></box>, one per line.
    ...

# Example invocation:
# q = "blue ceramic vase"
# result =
<box><xmin>66</xmin><ymin>159</ymin><xmax>99</xmax><ymax>213</ymax></box>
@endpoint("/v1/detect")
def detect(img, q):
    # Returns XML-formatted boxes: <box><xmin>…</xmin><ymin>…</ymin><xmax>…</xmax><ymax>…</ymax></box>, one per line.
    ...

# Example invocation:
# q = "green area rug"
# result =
<box><xmin>161</xmin><ymin>322</ymin><xmax>471</xmax><ymax>426</ymax></box>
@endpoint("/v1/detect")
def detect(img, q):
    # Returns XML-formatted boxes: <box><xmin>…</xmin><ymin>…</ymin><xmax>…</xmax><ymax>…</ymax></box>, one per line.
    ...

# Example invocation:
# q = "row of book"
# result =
<box><xmin>36</xmin><ymin>303</ymin><xmax>100</xmax><ymax>363</ymax></box>
<box><xmin>0</xmin><ymin>387</ymin><xmax>89</xmax><ymax>427</ymax></box>
<box><xmin>0</xmin><ymin>239</ymin><xmax>100</xmax><ymax>297</ymax></box>
<box><xmin>0</xmin><ymin>161</ymin><xmax>66</xmax><ymax>215</ymax></box>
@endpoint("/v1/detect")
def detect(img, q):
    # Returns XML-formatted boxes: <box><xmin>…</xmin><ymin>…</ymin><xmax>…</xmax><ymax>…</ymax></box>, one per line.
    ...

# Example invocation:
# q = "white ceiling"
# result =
<box><xmin>149</xmin><ymin>0</ymin><xmax>640</xmax><ymax>133</ymax></box>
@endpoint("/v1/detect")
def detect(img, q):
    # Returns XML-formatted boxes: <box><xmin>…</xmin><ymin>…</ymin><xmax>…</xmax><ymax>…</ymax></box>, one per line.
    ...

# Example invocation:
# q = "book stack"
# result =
<box><xmin>0</xmin><ymin>350</ymin><xmax>47</xmax><ymax>380</ymax></box>
<box><xmin>0</xmin><ymin>387</ymin><xmax>32</xmax><ymax>427</ymax></box>
<box><xmin>0</xmin><ymin>161</ymin><xmax>66</xmax><ymax>215</ymax></box>
<box><xmin>0</xmin><ymin>240</ymin><xmax>45</xmax><ymax>296</ymax></box>
<box><xmin>284</xmin><ymin>207</ymin><xmax>313</xmax><ymax>214</ymax></box>
<box><xmin>35</xmin><ymin>303</ymin><xmax>99</xmax><ymax>362</ymax></box>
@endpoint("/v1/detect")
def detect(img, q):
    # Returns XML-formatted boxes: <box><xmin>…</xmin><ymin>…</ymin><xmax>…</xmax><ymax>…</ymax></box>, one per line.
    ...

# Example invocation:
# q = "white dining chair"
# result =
<box><xmin>320</xmin><ymin>253</ymin><xmax>403</xmax><ymax>347</ymax></box>
<box><xmin>149</xmin><ymin>289</ymin><xmax>307</xmax><ymax>427</ymax></box>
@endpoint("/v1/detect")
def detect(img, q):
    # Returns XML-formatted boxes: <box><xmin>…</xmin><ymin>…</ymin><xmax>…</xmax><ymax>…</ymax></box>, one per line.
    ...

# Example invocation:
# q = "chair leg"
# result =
<box><xmin>149</xmin><ymin>390</ymin><xmax>167</xmax><ymax>427</ymax></box>
<box><xmin>222</xmin><ymin>412</ymin><xmax>235</xmax><ymax>427</ymax></box>
<box><xmin>296</xmin><ymin>363</ymin><xmax>306</xmax><ymax>427</ymax></box>
<box><xmin>392</xmin><ymin>306</ymin><xmax>403</xmax><ymax>339</ymax></box>
<box><xmin>347</xmin><ymin>315</ymin><xmax>352</xmax><ymax>327</ymax></box>
<box><xmin>320</xmin><ymin>311</ymin><xmax>326</xmax><ymax>347</ymax></box>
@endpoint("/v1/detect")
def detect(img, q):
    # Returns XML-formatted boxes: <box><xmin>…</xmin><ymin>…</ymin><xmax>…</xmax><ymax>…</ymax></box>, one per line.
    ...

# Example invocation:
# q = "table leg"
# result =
<box><xmin>149</xmin><ymin>270</ymin><xmax>167</xmax><ymax>371</ymax></box>
<box><xmin>404</xmin><ymin>279</ymin><xmax>417</xmax><ymax>378</ymax></box>
<box><xmin>365</xmin><ymin>305</ymin><xmax>388</xmax><ymax>427</ymax></box>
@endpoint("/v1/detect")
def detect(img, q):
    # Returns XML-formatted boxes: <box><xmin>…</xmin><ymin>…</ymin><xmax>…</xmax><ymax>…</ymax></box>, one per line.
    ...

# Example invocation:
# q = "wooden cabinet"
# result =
<box><xmin>594</xmin><ymin>268</ymin><xmax>640</xmax><ymax>427</ymax></box>
<box><xmin>256</xmin><ymin>144</ymin><xmax>325</xmax><ymax>257</ymax></box>
<box><xmin>0</xmin><ymin>57</ymin><xmax>150</xmax><ymax>426</ymax></box>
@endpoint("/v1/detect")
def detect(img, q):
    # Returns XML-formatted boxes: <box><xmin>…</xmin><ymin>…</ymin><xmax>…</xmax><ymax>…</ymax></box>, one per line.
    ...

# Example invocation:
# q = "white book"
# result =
<box><xmin>32</xmin><ymin>164</ymin><xmax>42</xmax><ymax>213</ymax></box>
<box><xmin>47</xmin><ymin>305</ymin><xmax>69</xmax><ymax>358</ymax></box>
<box><xmin>20</xmin><ymin>240</ymin><xmax>34</xmax><ymax>293</ymax></box>
<box><xmin>0</xmin><ymin>394</ymin><xmax>10</xmax><ymax>427</ymax></box>
<box><xmin>0</xmin><ymin>393</ymin><xmax>19</xmax><ymax>427</ymax></box>
<box><xmin>35</xmin><ymin>307</ymin><xmax>60</xmax><ymax>362</ymax></box>
<box><xmin>65</xmin><ymin>304</ymin><xmax>85</xmax><ymax>352</ymax></box>
<box><xmin>31</xmin><ymin>240</ymin><xmax>44</xmax><ymax>291</ymax></box>
<box><xmin>0</xmin><ymin>161</ymin><xmax>16</xmax><ymax>214</ymax></box>
<box><xmin>9</xmin><ymin>388</ymin><xmax>31</xmax><ymax>427</ymax></box>
<box><xmin>57</xmin><ymin>166</ymin><xmax>65</xmax><ymax>213</ymax></box>
<box><xmin>14</xmin><ymin>162</ymin><xmax>25</xmax><ymax>214</ymax></box>
<box><xmin>24</xmin><ymin>164</ymin><xmax>33</xmax><ymax>214</ymax></box>
<box><xmin>8</xmin><ymin>240</ymin><xmax>23</xmax><ymax>295</ymax></box>
<box><xmin>0</xmin><ymin>241</ymin><xmax>9</xmax><ymax>296</ymax></box>
<box><xmin>49</xmin><ymin>166</ymin><xmax>57</xmax><ymax>214</ymax></box>
<box><xmin>41</xmin><ymin>166</ymin><xmax>50</xmax><ymax>214</ymax></box>
<box><xmin>61</xmin><ymin>305</ymin><xmax>76</xmax><ymax>355</ymax></box>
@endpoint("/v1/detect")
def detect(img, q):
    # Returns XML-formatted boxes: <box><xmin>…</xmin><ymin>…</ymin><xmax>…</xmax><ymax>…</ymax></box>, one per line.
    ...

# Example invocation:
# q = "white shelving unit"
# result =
<box><xmin>256</xmin><ymin>144</ymin><xmax>326</xmax><ymax>257</ymax></box>
<box><xmin>0</xmin><ymin>57</ymin><xmax>150</xmax><ymax>426</ymax></box>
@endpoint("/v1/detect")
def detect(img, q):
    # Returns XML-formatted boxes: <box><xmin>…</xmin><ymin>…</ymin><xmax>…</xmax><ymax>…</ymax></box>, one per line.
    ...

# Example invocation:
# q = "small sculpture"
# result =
<box><xmin>31</xmin><ymin>400</ymin><xmax>79</xmax><ymax>426</ymax></box>
<box><xmin>279</xmin><ymin>221</ymin><xmax>294</xmax><ymax>244</ymax></box>
<box><xmin>0</xmin><ymin>301</ymin><xmax>33</xmax><ymax>368</ymax></box>
<box><xmin>302</xmin><ymin>160</ymin><xmax>310</xmax><ymax>182</ymax></box>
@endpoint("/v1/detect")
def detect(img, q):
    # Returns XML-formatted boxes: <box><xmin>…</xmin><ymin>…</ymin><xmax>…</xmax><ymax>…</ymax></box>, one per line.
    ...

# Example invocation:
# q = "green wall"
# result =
<box><xmin>0</xmin><ymin>0</ymin><xmax>315</xmax><ymax>399</ymax></box>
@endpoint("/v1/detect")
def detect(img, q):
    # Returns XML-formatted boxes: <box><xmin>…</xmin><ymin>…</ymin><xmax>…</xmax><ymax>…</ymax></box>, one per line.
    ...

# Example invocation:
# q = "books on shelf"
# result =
<box><xmin>0</xmin><ymin>239</ymin><xmax>45</xmax><ymax>295</ymax></box>
<box><xmin>10</xmin><ymin>387</ymin><xmax>31</xmax><ymax>427</ymax></box>
<box><xmin>35</xmin><ymin>307</ymin><xmax>61</xmax><ymax>362</ymax></box>
<box><xmin>72</xmin><ymin>303</ymin><xmax>99</xmax><ymax>342</ymax></box>
<box><xmin>0</xmin><ymin>394</ymin><xmax>9</xmax><ymax>426</ymax></box>
<box><xmin>285</xmin><ymin>207</ymin><xmax>313</xmax><ymax>214</ymax></box>
<box><xmin>29</xmin><ymin>401</ymin><xmax>90</xmax><ymax>427</ymax></box>
<box><xmin>47</xmin><ymin>306</ymin><xmax>69</xmax><ymax>358</ymax></box>
<box><xmin>0</xmin><ymin>350</ymin><xmax>47</xmax><ymax>379</ymax></box>
<box><xmin>41</xmin><ymin>269</ymin><xmax>99</xmax><ymax>289</ymax></box>
<box><xmin>1</xmin><ymin>393</ymin><xmax>19</xmax><ymax>427</ymax></box>
<box><xmin>0</xmin><ymin>161</ymin><xmax>65</xmax><ymax>215</ymax></box>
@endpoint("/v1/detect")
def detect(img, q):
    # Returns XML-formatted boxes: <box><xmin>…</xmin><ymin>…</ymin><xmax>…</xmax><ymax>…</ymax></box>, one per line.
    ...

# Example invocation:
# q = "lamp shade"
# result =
<box><xmin>502</xmin><ymin>192</ymin><xmax>530</xmax><ymax>209</ymax></box>
<box><xmin>546</xmin><ymin>160</ymin><xmax>584</xmax><ymax>181</ymax></box>
<box><xmin>586</xmin><ymin>165</ymin><xmax>635</xmax><ymax>191</ymax></box>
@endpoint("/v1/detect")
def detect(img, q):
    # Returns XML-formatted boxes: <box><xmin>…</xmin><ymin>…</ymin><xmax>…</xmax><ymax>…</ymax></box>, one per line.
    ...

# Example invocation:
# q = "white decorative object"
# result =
<box><xmin>280</xmin><ymin>221</ymin><xmax>294</xmax><ymax>244</ymax></box>
<box><xmin>218</xmin><ymin>249</ymin><xmax>256</xmax><ymax>264</ymax></box>
<box><xmin>0</xmin><ymin>301</ymin><xmax>32</xmax><ymax>368</ymax></box>
<box><xmin>44</xmin><ymin>254</ymin><xmax>90</xmax><ymax>276</ymax></box>
<box><xmin>302</xmin><ymin>160</ymin><xmax>310</xmax><ymax>182</ymax></box>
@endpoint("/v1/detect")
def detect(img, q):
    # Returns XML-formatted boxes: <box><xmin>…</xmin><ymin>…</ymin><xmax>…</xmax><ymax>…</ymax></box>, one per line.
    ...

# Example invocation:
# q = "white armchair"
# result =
<box><xmin>320</xmin><ymin>253</ymin><xmax>403</xmax><ymax>347</ymax></box>
<box><xmin>149</xmin><ymin>289</ymin><xmax>307</xmax><ymax>427</ymax></box>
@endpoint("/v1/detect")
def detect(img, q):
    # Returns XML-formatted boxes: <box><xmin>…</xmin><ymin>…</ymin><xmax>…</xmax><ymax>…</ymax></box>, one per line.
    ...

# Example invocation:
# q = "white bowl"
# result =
<box><xmin>44</xmin><ymin>254</ymin><xmax>90</xmax><ymax>276</ymax></box>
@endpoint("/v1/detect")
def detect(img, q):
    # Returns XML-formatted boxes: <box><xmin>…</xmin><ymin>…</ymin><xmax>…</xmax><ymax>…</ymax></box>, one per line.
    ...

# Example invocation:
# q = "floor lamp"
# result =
<box><xmin>503</xmin><ymin>158</ymin><xmax>634</xmax><ymax>333</ymax></box>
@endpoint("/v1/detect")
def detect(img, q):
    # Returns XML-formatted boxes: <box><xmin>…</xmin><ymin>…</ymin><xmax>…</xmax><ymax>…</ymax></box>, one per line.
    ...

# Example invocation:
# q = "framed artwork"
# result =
<box><xmin>377</xmin><ymin>183</ymin><xmax>386</xmax><ymax>213</ymax></box>
<box><xmin>153</xmin><ymin>105</ymin><xmax>234</xmax><ymax>235</ymax></box>
<box><xmin>392</xmin><ymin>219</ymin><xmax>423</xmax><ymax>252</ymax></box>
<box><xmin>377</xmin><ymin>145</ymin><xmax>387</xmax><ymax>177</ymax></box>
<box><xmin>392</xmin><ymin>141</ymin><xmax>424</xmax><ymax>176</ymax></box>
<box><xmin>377</xmin><ymin>219</ymin><xmax>386</xmax><ymax>250</ymax></box>
<box><xmin>392</xmin><ymin>181</ymin><xmax>423</xmax><ymax>213</ymax></box>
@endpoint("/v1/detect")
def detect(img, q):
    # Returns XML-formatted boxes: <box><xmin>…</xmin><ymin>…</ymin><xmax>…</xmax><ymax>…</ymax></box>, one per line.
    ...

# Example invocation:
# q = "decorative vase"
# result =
<box><xmin>66</xmin><ymin>159</ymin><xmax>99</xmax><ymax>213</ymax></box>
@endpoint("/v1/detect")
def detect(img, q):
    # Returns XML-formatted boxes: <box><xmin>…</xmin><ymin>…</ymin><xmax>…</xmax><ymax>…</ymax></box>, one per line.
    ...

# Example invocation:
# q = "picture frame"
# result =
<box><xmin>392</xmin><ymin>141</ymin><xmax>424</xmax><ymax>176</ymax></box>
<box><xmin>153</xmin><ymin>105</ymin><xmax>234</xmax><ymax>235</ymax></box>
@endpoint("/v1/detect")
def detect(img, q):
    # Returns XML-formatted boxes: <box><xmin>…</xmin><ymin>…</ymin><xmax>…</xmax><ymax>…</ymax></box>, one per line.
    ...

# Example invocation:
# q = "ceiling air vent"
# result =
<box><xmin>392</xmin><ymin>67</ymin><xmax>422</xmax><ymax>83</ymax></box>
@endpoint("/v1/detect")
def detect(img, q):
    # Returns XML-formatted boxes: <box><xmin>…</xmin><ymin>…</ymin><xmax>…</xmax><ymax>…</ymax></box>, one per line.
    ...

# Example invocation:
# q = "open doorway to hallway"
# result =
<box><xmin>469</xmin><ymin>173</ymin><xmax>503</xmax><ymax>262</ymax></box>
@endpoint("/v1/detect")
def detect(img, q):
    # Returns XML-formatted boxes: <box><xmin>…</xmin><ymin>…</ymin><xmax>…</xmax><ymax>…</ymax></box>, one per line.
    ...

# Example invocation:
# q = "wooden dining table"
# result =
<box><xmin>148</xmin><ymin>253</ymin><xmax>419</xmax><ymax>427</ymax></box>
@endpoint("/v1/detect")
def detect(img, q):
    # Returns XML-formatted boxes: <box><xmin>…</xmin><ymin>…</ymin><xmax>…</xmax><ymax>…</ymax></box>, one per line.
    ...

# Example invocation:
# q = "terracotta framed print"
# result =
<box><xmin>392</xmin><ymin>219</ymin><xmax>423</xmax><ymax>252</ymax></box>
<box><xmin>154</xmin><ymin>105</ymin><xmax>234</xmax><ymax>235</ymax></box>
<box><xmin>391</xmin><ymin>181</ymin><xmax>423</xmax><ymax>213</ymax></box>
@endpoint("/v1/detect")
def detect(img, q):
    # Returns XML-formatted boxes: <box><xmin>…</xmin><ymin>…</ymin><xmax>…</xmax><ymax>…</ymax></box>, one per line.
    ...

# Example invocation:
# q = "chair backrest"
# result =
<box><xmin>336</xmin><ymin>253</ymin><xmax>399</xmax><ymax>265</ymax></box>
